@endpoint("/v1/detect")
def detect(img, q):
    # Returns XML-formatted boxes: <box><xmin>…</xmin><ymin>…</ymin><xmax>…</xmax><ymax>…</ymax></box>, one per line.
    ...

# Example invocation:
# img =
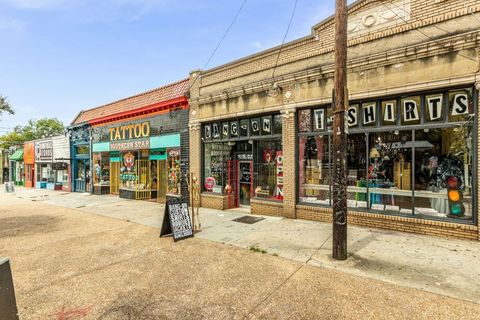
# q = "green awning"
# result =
<box><xmin>9</xmin><ymin>149</ymin><xmax>23</xmax><ymax>161</ymax></box>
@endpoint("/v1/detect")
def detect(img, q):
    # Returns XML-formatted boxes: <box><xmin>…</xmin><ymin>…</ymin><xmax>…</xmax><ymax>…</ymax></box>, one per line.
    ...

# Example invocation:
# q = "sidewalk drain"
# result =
<box><xmin>232</xmin><ymin>216</ymin><xmax>265</xmax><ymax>224</ymax></box>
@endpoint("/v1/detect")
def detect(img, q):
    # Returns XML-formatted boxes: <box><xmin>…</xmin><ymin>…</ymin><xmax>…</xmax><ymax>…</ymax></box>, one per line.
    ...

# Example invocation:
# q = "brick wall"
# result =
<box><xmin>297</xmin><ymin>205</ymin><xmax>479</xmax><ymax>241</ymax></box>
<box><xmin>201</xmin><ymin>193</ymin><xmax>230</xmax><ymax>210</ymax></box>
<box><xmin>251</xmin><ymin>199</ymin><xmax>284</xmax><ymax>217</ymax></box>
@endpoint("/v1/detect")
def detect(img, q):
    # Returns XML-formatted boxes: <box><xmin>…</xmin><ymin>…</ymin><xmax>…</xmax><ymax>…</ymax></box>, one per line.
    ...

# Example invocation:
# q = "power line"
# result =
<box><xmin>382</xmin><ymin>0</ymin><xmax>479</xmax><ymax>63</ymax></box>
<box><xmin>271</xmin><ymin>0</ymin><xmax>299</xmax><ymax>81</ymax></box>
<box><xmin>189</xmin><ymin>0</ymin><xmax>248</xmax><ymax>91</ymax></box>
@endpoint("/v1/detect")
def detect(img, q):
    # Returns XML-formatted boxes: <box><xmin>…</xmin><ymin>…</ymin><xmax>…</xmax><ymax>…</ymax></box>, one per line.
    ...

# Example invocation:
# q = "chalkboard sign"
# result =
<box><xmin>160</xmin><ymin>196</ymin><xmax>193</xmax><ymax>242</ymax></box>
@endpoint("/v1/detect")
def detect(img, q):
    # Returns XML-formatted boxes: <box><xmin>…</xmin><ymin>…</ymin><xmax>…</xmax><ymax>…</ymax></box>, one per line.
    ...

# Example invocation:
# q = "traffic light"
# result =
<box><xmin>447</xmin><ymin>176</ymin><xmax>464</xmax><ymax>217</ymax></box>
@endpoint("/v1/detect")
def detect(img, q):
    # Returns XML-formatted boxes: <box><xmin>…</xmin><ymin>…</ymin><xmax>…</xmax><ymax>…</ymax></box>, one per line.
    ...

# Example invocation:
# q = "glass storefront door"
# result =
<box><xmin>156</xmin><ymin>160</ymin><xmax>167</xmax><ymax>202</ymax></box>
<box><xmin>136</xmin><ymin>159</ymin><xmax>151</xmax><ymax>200</ymax></box>
<box><xmin>110</xmin><ymin>162</ymin><xmax>120</xmax><ymax>194</ymax></box>
<box><xmin>238</xmin><ymin>160</ymin><xmax>252</xmax><ymax>206</ymax></box>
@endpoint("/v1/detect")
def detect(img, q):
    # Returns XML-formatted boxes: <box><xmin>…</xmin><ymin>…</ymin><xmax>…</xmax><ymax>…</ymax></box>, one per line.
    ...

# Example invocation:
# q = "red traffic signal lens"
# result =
<box><xmin>448</xmin><ymin>190</ymin><xmax>461</xmax><ymax>202</ymax></box>
<box><xmin>447</xmin><ymin>176</ymin><xmax>459</xmax><ymax>189</ymax></box>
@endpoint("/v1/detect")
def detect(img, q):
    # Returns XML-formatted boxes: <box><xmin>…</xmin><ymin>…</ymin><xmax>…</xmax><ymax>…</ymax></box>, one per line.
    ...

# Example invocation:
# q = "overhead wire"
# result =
<box><xmin>188</xmin><ymin>0</ymin><xmax>248</xmax><ymax>92</ymax></box>
<box><xmin>382</xmin><ymin>0</ymin><xmax>479</xmax><ymax>63</ymax></box>
<box><xmin>271</xmin><ymin>0</ymin><xmax>299</xmax><ymax>81</ymax></box>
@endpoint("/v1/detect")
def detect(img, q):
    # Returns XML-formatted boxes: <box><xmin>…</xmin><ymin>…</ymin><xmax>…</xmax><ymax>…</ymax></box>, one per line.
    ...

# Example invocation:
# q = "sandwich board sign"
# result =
<box><xmin>160</xmin><ymin>196</ymin><xmax>193</xmax><ymax>242</ymax></box>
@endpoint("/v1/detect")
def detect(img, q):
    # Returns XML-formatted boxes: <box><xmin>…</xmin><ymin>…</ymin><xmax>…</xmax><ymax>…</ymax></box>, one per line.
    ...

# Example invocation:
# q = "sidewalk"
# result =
<box><xmin>4</xmin><ymin>187</ymin><xmax>480</xmax><ymax>304</ymax></box>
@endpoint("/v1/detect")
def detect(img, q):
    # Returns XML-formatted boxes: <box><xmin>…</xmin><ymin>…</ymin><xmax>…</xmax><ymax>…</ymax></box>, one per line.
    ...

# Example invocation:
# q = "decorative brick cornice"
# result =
<box><xmin>188</xmin><ymin>123</ymin><xmax>201</xmax><ymax>131</ymax></box>
<box><xmin>197</xmin><ymin>30</ymin><xmax>479</xmax><ymax>107</ymax></box>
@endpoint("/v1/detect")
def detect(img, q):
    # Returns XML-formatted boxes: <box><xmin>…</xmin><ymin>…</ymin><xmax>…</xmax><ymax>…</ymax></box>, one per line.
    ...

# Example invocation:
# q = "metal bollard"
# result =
<box><xmin>0</xmin><ymin>258</ymin><xmax>19</xmax><ymax>320</ymax></box>
<box><xmin>4</xmin><ymin>181</ymin><xmax>15</xmax><ymax>193</ymax></box>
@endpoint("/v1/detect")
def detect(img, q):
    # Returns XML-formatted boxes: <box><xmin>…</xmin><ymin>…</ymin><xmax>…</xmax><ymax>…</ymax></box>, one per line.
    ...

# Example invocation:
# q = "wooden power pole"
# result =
<box><xmin>332</xmin><ymin>0</ymin><xmax>348</xmax><ymax>260</ymax></box>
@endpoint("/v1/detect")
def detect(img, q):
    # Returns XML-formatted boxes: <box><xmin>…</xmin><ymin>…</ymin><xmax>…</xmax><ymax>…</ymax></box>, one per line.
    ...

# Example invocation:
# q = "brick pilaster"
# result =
<box><xmin>188</xmin><ymin>70</ymin><xmax>202</xmax><ymax>207</ymax></box>
<box><xmin>281</xmin><ymin>108</ymin><xmax>297</xmax><ymax>218</ymax></box>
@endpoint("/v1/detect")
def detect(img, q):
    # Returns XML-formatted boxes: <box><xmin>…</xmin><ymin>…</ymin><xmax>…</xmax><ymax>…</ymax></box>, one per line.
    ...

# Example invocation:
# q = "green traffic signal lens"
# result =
<box><xmin>450</xmin><ymin>203</ymin><xmax>462</xmax><ymax>215</ymax></box>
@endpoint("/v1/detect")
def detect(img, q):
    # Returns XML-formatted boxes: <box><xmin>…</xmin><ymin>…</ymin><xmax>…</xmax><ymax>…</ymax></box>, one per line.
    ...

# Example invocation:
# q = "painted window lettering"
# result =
<box><xmin>347</xmin><ymin>106</ymin><xmax>358</xmax><ymax>127</ymax></box>
<box><xmin>362</xmin><ymin>103</ymin><xmax>376</xmax><ymax>125</ymax></box>
<box><xmin>452</xmin><ymin>94</ymin><xmax>468</xmax><ymax>116</ymax></box>
<box><xmin>384</xmin><ymin>102</ymin><xmax>395</xmax><ymax>122</ymax></box>
<box><xmin>231</xmin><ymin>122</ymin><xmax>238</xmax><ymax>136</ymax></box>
<box><xmin>403</xmin><ymin>100</ymin><xmax>419</xmax><ymax>122</ymax></box>
<box><xmin>212</xmin><ymin>123</ymin><xmax>220</xmax><ymax>138</ymax></box>
<box><xmin>427</xmin><ymin>95</ymin><xmax>443</xmax><ymax>121</ymax></box>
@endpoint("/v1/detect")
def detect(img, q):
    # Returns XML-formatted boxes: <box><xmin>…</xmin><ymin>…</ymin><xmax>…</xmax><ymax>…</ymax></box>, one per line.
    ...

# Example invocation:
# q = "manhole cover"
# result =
<box><xmin>232</xmin><ymin>215</ymin><xmax>265</xmax><ymax>224</ymax></box>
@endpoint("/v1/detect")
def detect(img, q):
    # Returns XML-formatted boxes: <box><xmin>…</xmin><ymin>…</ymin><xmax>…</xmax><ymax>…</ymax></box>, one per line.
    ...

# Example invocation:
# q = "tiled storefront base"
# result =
<box><xmin>201</xmin><ymin>193</ymin><xmax>232</xmax><ymax>211</ymax></box>
<box><xmin>251</xmin><ymin>199</ymin><xmax>284</xmax><ymax>217</ymax></box>
<box><xmin>296</xmin><ymin>205</ymin><xmax>479</xmax><ymax>241</ymax></box>
<box><xmin>199</xmin><ymin>196</ymin><xmax>478</xmax><ymax>240</ymax></box>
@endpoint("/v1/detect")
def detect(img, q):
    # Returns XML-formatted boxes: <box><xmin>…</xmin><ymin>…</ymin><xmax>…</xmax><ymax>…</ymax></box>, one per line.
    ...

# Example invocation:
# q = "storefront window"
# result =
<box><xmin>120</xmin><ymin>151</ymin><xmax>138</xmax><ymax>189</ymax></box>
<box><xmin>166</xmin><ymin>148</ymin><xmax>181</xmax><ymax>195</ymax></box>
<box><xmin>203</xmin><ymin>143</ymin><xmax>231</xmax><ymax>194</ymax></box>
<box><xmin>36</xmin><ymin>164</ymin><xmax>54</xmax><ymax>183</ymax></box>
<box><xmin>254</xmin><ymin>139</ymin><xmax>283</xmax><ymax>201</ymax></box>
<box><xmin>299</xmin><ymin>135</ymin><xmax>330</xmax><ymax>205</ymax></box>
<box><xmin>367</xmin><ymin>131</ymin><xmax>413</xmax><ymax>214</ymax></box>
<box><xmin>413</xmin><ymin>127</ymin><xmax>473</xmax><ymax>220</ymax></box>
<box><xmin>297</xmin><ymin>87</ymin><xmax>476</xmax><ymax>223</ymax></box>
<box><xmin>93</xmin><ymin>152</ymin><xmax>110</xmax><ymax>185</ymax></box>
<box><xmin>346</xmin><ymin>133</ymin><xmax>368</xmax><ymax>209</ymax></box>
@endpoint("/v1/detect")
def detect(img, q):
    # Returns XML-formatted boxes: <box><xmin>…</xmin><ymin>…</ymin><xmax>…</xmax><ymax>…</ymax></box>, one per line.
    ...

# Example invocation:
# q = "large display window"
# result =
<box><xmin>36</xmin><ymin>163</ymin><xmax>54</xmax><ymax>183</ymax></box>
<box><xmin>202</xmin><ymin>113</ymin><xmax>283</xmax><ymax>206</ymax></box>
<box><xmin>254</xmin><ymin>138</ymin><xmax>283</xmax><ymax>200</ymax></box>
<box><xmin>204</xmin><ymin>143</ymin><xmax>231</xmax><ymax>194</ymax></box>
<box><xmin>93</xmin><ymin>152</ymin><xmax>110</xmax><ymax>186</ymax></box>
<box><xmin>297</xmin><ymin>87</ymin><xmax>476</xmax><ymax>223</ymax></box>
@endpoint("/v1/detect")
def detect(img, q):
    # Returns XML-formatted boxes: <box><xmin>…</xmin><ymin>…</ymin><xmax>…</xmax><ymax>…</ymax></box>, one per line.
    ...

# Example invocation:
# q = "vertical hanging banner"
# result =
<box><xmin>160</xmin><ymin>196</ymin><xmax>194</xmax><ymax>241</ymax></box>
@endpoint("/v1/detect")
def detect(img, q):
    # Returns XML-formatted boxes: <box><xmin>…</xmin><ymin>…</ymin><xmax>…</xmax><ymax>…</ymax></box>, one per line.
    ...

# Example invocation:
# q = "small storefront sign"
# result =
<box><xmin>52</xmin><ymin>162</ymin><xmax>68</xmax><ymax>170</ymax></box>
<box><xmin>160</xmin><ymin>196</ymin><xmax>193</xmax><ymax>241</ymax></box>
<box><xmin>275</xmin><ymin>151</ymin><xmax>284</xmax><ymax>200</ymax></box>
<box><xmin>34</xmin><ymin>140</ymin><xmax>53</xmax><ymax>162</ymax></box>
<box><xmin>204</xmin><ymin>177</ymin><xmax>216</xmax><ymax>191</ymax></box>
<box><xmin>123</xmin><ymin>152</ymin><xmax>135</xmax><ymax>171</ymax></box>
<box><xmin>346</xmin><ymin>92</ymin><xmax>470</xmax><ymax>128</ymax></box>
<box><xmin>109</xmin><ymin>121</ymin><xmax>150</xmax><ymax>141</ymax></box>
<box><xmin>110</xmin><ymin>138</ymin><xmax>150</xmax><ymax>151</ymax></box>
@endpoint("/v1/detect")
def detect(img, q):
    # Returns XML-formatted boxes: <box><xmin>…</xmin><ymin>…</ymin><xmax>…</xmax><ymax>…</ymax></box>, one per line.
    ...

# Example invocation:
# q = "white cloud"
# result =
<box><xmin>0</xmin><ymin>17</ymin><xmax>26</xmax><ymax>32</ymax></box>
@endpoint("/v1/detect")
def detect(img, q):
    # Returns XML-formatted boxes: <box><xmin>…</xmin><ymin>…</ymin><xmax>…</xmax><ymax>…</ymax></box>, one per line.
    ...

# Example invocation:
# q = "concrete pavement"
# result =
<box><xmin>4</xmin><ymin>187</ymin><xmax>480</xmax><ymax>305</ymax></box>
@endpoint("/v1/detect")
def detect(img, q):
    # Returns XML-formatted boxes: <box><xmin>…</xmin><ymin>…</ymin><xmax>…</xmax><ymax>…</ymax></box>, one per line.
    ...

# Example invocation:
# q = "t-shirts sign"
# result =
<box><xmin>160</xmin><ymin>196</ymin><xmax>193</xmax><ymax>242</ymax></box>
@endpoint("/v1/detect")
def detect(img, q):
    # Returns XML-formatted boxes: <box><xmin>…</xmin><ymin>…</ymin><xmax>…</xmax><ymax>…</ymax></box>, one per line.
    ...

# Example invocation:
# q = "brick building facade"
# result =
<box><xmin>70</xmin><ymin>79</ymin><xmax>190</xmax><ymax>202</ymax></box>
<box><xmin>188</xmin><ymin>0</ymin><xmax>480</xmax><ymax>240</ymax></box>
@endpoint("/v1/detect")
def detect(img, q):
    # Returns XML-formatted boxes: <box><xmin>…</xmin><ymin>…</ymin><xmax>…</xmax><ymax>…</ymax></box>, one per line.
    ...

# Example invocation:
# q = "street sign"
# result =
<box><xmin>160</xmin><ymin>196</ymin><xmax>193</xmax><ymax>242</ymax></box>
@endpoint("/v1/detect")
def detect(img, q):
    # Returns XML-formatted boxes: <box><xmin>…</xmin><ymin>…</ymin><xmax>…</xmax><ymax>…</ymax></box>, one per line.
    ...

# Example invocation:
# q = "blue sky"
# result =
<box><xmin>0</xmin><ymin>0</ymin><xmax>342</xmax><ymax>131</ymax></box>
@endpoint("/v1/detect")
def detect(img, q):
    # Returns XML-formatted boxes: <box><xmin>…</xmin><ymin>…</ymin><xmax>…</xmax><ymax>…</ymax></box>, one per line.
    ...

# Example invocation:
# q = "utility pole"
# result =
<box><xmin>332</xmin><ymin>0</ymin><xmax>348</xmax><ymax>260</ymax></box>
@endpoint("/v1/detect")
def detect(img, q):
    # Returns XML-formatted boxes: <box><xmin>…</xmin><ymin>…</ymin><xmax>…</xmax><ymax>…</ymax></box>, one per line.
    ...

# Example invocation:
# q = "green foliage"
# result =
<box><xmin>0</xmin><ymin>118</ymin><xmax>65</xmax><ymax>149</ymax></box>
<box><xmin>249</xmin><ymin>246</ymin><xmax>267</xmax><ymax>254</ymax></box>
<box><xmin>0</xmin><ymin>95</ymin><xmax>14</xmax><ymax>116</ymax></box>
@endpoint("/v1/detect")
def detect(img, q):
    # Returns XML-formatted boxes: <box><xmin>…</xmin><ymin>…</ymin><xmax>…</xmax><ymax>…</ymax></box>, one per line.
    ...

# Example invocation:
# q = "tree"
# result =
<box><xmin>24</xmin><ymin>118</ymin><xmax>65</xmax><ymax>139</ymax></box>
<box><xmin>0</xmin><ymin>95</ymin><xmax>15</xmax><ymax>117</ymax></box>
<box><xmin>0</xmin><ymin>118</ymin><xmax>65</xmax><ymax>149</ymax></box>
